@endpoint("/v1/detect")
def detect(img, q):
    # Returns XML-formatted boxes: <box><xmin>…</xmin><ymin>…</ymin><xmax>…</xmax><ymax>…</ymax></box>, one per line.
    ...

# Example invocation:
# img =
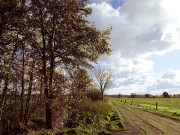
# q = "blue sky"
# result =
<box><xmin>90</xmin><ymin>0</ymin><xmax>124</xmax><ymax>8</ymax></box>
<box><xmin>88</xmin><ymin>0</ymin><xmax>180</xmax><ymax>95</ymax></box>
<box><xmin>148</xmin><ymin>50</ymin><xmax>180</xmax><ymax>78</ymax></box>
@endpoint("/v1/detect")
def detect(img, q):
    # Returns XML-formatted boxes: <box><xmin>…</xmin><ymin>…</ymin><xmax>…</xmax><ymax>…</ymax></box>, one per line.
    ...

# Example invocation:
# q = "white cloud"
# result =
<box><xmin>121</xmin><ymin>74</ymin><xmax>154</xmax><ymax>86</ymax></box>
<box><xmin>161</xmin><ymin>70</ymin><xmax>176</xmax><ymax>79</ymax></box>
<box><xmin>107</xmin><ymin>69</ymin><xmax>180</xmax><ymax>95</ymax></box>
<box><xmin>114</xmin><ymin>58</ymin><xmax>154</xmax><ymax>75</ymax></box>
<box><xmin>88</xmin><ymin>0</ymin><xmax>180</xmax><ymax>95</ymax></box>
<box><xmin>88</xmin><ymin>0</ymin><xmax>180</xmax><ymax>58</ymax></box>
<box><xmin>147</xmin><ymin>70</ymin><xmax>180</xmax><ymax>94</ymax></box>
<box><xmin>105</xmin><ymin>56</ymin><xmax>155</xmax><ymax>94</ymax></box>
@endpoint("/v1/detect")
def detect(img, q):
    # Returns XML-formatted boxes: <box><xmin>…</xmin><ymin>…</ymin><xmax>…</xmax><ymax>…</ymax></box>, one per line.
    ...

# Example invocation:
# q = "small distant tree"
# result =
<box><xmin>118</xmin><ymin>94</ymin><xmax>122</xmax><ymax>98</ymax></box>
<box><xmin>163</xmin><ymin>92</ymin><xmax>170</xmax><ymax>98</ymax></box>
<box><xmin>131</xmin><ymin>93</ymin><xmax>136</xmax><ymax>98</ymax></box>
<box><xmin>145</xmin><ymin>94</ymin><xmax>151</xmax><ymax>98</ymax></box>
<box><xmin>86</xmin><ymin>88</ymin><xmax>102</xmax><ymax>101</ymax></box>
<box><xmin>93</xmin><ymin>66</ymin><xmax>114</xmax><ymax>100</ymax></box>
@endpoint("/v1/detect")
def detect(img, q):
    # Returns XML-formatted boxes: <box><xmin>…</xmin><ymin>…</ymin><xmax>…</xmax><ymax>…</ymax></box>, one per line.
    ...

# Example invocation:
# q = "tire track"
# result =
<box><xmin>112</xmin><ymin>101</ymin><xmax>180</xmax><ymax>135</ymax></box>
<box><xmin>113</xmin><ymin>102</ymin><xmax>164</xmax><ymax>135</ymax></box>
<box><xmin>128</xmin><ymin>106</ymin><xmax>180</xmax><ymax>135</ymax></box>
<box><xmin>133</xmin><ymin>109</ymin><xmax>180</xmax><ymax>133</ymax></box>
<box><xmin>113</xmin><ymin>102</ymin><xmax>144</xmax><ymax>135</ymax></box>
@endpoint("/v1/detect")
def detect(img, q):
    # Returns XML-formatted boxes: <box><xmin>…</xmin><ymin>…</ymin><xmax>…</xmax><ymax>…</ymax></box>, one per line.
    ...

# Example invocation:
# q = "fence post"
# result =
<box><xmin>125</xmin><ymin>100</ymin><xmax>126</xmax><ymax>103</ymax></box>
<box><xmin>131</xmin><ymin>100</ymin><xmax>133</xmax><ymax>105</ymax></box>
<box><xmin>156</xmin><ymin>102</ymin><xmax>158</xmax><ymax>109</ymax></box>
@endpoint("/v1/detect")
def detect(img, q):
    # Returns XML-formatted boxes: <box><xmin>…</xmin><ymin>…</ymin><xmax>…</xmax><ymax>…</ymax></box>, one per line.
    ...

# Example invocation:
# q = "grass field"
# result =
<box><xmin>111</xmin><ymin>98</ymin><xmax>180</xmax><ymax>121</ymax></box>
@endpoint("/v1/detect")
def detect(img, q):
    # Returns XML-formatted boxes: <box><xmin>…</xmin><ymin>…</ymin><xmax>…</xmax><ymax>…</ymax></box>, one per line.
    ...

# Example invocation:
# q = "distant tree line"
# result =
<box><xmin>112</xmin><ymin>92</ymin><xmax>180</xmax><ymax>98</ymax></box>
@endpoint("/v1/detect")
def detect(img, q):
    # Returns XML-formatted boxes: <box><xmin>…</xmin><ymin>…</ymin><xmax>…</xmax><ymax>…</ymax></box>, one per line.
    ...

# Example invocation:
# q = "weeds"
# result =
<box><xmin>28</xmin><ymin>99</ymin><xmax>124</xmax><ymax>135</ymax></box>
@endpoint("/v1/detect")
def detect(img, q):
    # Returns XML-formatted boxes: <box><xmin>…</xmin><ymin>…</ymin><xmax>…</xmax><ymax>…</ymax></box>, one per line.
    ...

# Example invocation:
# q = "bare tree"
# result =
<box><xmin>93</xmin><ymin>66</ymin><xmax>114</xmax><ymax>100</ymax></box>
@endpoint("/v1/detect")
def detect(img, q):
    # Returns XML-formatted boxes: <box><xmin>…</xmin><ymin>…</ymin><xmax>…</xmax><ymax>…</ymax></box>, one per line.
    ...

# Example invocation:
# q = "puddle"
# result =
<box><xmin>140</xmin><ymin>104</ymin><xmax>153</xmax><ymax>107</ymax></box>
<box><xmin>152</xmin><ymin>106</ymin><xmax>167</xmax><ymax>109</ymax></box>
<box><xmin>138</xmin><ymin>104</ymin><xmax>168</xmax><ymax>109</ymax></box>
<box><xmin>169</xmin><ymin>110</ymin><xmax>180</xmax><ymax>113</ymax></box>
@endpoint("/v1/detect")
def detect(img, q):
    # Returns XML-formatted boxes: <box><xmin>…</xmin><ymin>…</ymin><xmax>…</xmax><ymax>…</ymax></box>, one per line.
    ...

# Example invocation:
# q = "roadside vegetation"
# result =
<box><xmin>0</xmin><ymin>0</ymin><xmax>117</xmax><ymax>134</ymax></box>
<box><xmin>111</xmin><ymin>97</ymin><xmax>180</xmax><ymax>121</ymax></box>
<box><xmin>29</xmin><ymin>99</ymin><xmax>125</xmax><ymax>135</ymax></box>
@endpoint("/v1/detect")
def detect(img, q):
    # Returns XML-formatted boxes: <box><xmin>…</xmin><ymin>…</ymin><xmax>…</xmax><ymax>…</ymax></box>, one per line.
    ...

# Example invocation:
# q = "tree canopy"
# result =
<box><xmin>0</xmin><ymin>0</ymin><xmax>112</xmax><ymax>131</ymax></box>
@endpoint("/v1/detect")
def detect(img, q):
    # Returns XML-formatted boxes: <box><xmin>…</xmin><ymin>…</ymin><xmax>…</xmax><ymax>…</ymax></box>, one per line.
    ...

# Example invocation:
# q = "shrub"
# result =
<box><xmin>1</xmin><ymin>120</ymin><xmax>27</xmax><ymax>135</ymax></box>
<box><xmin>28</xmin><ymin>100</ymin><xmax>124</xmax><ymax>135</ymax></box>
<box><xmin>86</xmin><ymin>89</ymin><xmax>102</xmax><ymax>101</ymax></box>
<box><xmin>163</xmin><ymin>92</ymin><xmax>170</xmax><ymax>98</ymax></box>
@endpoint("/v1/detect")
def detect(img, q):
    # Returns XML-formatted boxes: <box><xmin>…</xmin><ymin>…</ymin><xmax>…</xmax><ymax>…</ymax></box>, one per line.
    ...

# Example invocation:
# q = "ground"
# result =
<box><xmin>112</xmin><ymin>102</ymin><xmax>180</xmax><ymax>135</ymax></box>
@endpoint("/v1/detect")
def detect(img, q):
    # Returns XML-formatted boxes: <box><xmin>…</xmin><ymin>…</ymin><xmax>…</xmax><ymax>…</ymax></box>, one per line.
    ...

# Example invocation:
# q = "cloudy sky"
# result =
<box><xmin>88</xmin><ymin>0</ymin><xmax>180</xmax><ymax>95</ymax></box>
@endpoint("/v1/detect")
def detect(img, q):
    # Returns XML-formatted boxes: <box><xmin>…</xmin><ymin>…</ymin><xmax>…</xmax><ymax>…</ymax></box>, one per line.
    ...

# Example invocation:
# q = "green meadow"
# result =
<box><xmin>111</xmin><ymin>98</ymin><xmax>180</xmax><ymax>120</ymax></box>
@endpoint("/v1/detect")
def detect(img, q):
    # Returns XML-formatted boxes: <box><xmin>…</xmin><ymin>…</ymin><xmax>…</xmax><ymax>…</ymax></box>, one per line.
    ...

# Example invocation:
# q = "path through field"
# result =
<box><xmin>112</xmin><ymin>102</ymin><xmax>180</xmax><ymax>135</ymax></box>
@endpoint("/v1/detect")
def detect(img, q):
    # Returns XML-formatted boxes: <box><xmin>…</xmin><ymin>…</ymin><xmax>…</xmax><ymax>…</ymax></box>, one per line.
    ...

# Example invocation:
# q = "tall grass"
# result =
<box><xmin>29</xmin><ymin>99</ymin><xmax>125</xmax><ymax>135</ymax></box>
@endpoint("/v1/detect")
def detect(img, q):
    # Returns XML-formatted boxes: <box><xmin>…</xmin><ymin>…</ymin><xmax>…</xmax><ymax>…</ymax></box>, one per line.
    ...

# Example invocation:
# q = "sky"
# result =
<box><xmin>88</xmin><ymin>0</ymin><xmax>180</xmax><ymax>95</ymax></box>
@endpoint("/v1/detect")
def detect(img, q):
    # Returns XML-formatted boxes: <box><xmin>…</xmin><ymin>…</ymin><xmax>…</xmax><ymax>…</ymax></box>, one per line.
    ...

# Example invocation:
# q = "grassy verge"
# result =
<box><xmin>28</xmin><ymin>99</ymin><xmax>125</xmax><ymax>135</ymax></box>
<box><xmin>109</xmin><ymin>101</ymin><xmax>126</xmax><ymax>131</ymax></box>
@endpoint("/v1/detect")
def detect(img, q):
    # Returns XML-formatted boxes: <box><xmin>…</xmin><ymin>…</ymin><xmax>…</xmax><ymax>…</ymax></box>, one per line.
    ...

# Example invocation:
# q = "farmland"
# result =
<box><xmin>111</xmin><ymin>98</ymin><xmax>180</xmax><ymax>121</ymax></box>
<box><xmin>111</xmin><ymin>99</ymin><xmax>180</xmax><ymax>135</ymax></box>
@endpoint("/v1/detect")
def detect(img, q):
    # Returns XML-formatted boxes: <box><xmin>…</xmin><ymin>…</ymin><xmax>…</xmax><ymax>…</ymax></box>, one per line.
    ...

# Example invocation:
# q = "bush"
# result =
<box><xmin>163</xmin><ymin>92</ymin><xmax>170</xmax><ymax>98</ymax></box>
<box><xmin>1</xmin><ymin>120</ymin><xmax>27</xmax><ymax>135</ymax></box>
<box><xmin>61</xmin><ymin>100</ymin><xmax>121</xmax><ymax>134</ymax></box>
<box><xmin>86</xmin><ymin>89</ymin><xmax>102</xmax><ymax>101</ymax></box>
<box><xmin>145</xmin><ymin>94</ymin><xmax>151</xmax><ymax>98</ymax></box>
<box><xmin>28</xmin><ymin>100</ymin><xmax>124</xmax><ymax>135</ymax></box>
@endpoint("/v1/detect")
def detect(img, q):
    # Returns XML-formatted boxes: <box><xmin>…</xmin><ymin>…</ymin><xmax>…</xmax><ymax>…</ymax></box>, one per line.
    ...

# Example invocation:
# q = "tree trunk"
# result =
<box><xmin>0</xmin><ymin>74</ymin><xmax>9</xmax><ymax>130</ymax></box>
<box><xmin>46</xmin><ymin>101</ymin><xmax>52</xmax><ymax>129</ymax></box>
<box><xmin>1</xmin><ymin>75</ymin><xmax>9</xmax><ymax>105</ymax></box>
<box><xmin>14</xmin><ymin>82</ymin><xmax>18</xmax><ymax>105</ymax></box>
<box><xmin>20</xmin><ymin>44</ymin><xmax>25</xmax><ymax>122</ymax></box>
<box><xmin>0</xmin><ymin>12</ymin><xmax>5</xmax><ymax>36</ymax></box>
<box><xmin>43</xmin><ymin>44</ymin><xmax>52</xmax><ymax>129</ymax></box>
<box><xmin>24</xmin><ymin>71</ymin><xmax>33</xmax><ymax>125</ymax></box>
<box><xmin>0</xmin><ymin>44</ymin><xmax>17</xmax><ymax>130</ymax></box>
<box><xmin>0</xmin><ymin>44</ymin><xmax>17</xmax><ymax>107</ymax></box>
<box><xmin>41</xmin><ymin>20</ymin><xmax>53</xmax><ymax>129</ymax></box>
<box><xmin>39</xmin><ymin>77</ymin><xmax>43</xmax><ymax>101</ymax></box>
<box><xmin>101</xmin><ymin>90</ymin><xmax>104</xmax><ymax>100</ymax></box>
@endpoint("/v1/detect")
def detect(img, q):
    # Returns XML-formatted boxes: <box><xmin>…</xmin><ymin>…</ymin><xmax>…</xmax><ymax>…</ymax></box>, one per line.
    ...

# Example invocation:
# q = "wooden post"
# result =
<box><xmin>131</xmin><ymin>100</ymin><xmax>133</xmax><ymax>105</ymax></box>
<box><xmin>156</xmin><ymin>102</ymin><xmax>158</xmax><ymax>109</ymax></box>
<box><xmin>125</xmin><ymin>100</ymin><xmax>126</xmax><ymax>103</ymax></box>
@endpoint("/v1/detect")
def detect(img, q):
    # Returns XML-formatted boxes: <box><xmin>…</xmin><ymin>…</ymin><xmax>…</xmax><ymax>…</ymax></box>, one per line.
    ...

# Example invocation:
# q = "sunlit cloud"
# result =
<box><xmin>88</xmin><ymin>0</ymin><xmax>180</xmax><ymax>95</ymax></box>
<box><xmin>147</xmin><ymin>70</ymin><xmax>180</xmax><ymax>94</ymax></box>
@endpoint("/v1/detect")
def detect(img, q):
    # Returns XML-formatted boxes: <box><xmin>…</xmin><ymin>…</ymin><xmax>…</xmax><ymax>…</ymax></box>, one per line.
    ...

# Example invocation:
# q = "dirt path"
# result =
<box><xmin>112</xmin><ymin>102</ymin><xmax>180</xmax><ymax>135</ymax></box>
